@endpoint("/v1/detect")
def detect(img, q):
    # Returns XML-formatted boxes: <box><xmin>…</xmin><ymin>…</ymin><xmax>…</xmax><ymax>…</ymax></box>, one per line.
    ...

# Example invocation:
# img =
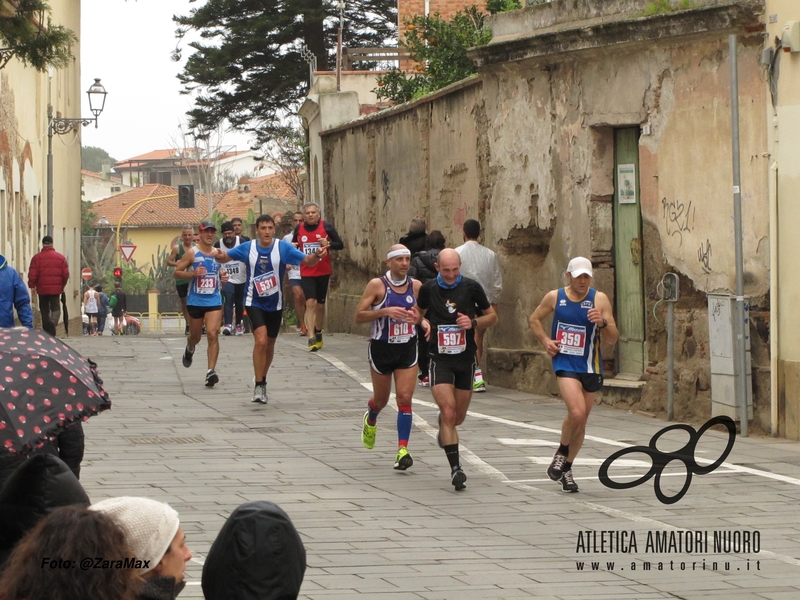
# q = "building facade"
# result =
<box><xmin>0</xmin><ymin>0</ymin><xmax>83</xmax><ymax>331</ymax></box>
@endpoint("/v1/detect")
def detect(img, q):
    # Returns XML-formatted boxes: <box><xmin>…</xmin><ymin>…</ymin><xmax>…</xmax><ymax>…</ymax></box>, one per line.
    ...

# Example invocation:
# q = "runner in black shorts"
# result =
<box><xmin>529</xmin><ymin>256</ymin><xmax>618</xmax><ymax>492</ymax></box>
<box><xmin>293</xmin><ymin>203</ymin><xmax>344</xmax><ymax>351</ymax></box>
<box><xmin>216</xmin><ymin>214</ymin><xmax>325</xmax><ymax>404</ymax></box>
<box><xmin>168</xmin><ymin>225</ymin><xmax>195</xmax><ymax>334</ymax></box>
<box><xmin>355</xmin><ymin>244</ymin><xmax>423</xmax><ymax>471</ymax></box>
<box><xmin>417</xmin><ymin>249</ymin><xmax>497</xmax><ymax>490</ymax></box>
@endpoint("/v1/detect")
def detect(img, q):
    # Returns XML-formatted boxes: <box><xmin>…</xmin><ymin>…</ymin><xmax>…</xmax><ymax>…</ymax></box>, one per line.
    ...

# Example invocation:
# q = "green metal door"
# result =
<box><xmin>613</xmin><ymin>128</ymin><xmax>646</xmax><ymax>376</ymax></box>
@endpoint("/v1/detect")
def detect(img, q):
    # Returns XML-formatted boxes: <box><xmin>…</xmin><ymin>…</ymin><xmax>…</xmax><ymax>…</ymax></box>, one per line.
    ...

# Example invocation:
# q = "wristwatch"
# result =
<box><xmin>599</xmin><ymin>318</ymin><xmax>608</xmax><ymax>329</ymax></box>
<box><xmin>471</xmin><ymin>318</ymin><xmax>478</xmax><ymax>330</ymax></box>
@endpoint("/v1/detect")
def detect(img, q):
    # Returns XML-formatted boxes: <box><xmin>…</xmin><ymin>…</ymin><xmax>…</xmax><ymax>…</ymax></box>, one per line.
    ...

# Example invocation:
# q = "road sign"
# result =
<box><xmin>119</xmin><ymin>244</ymin><xmax>137</xmax><ymax>262</ymax></box>
<box><xmin>81</xmin><ymin>268</ymin><xmax>92</xmax><ymax>281</ymax></box>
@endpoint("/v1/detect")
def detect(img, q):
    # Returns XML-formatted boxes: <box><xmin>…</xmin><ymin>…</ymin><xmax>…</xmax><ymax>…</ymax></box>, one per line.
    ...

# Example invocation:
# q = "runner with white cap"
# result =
<box><xmin>528</xmin><ymin>256</ymin><xmax>619</xmax><ymax>493</ymax></box>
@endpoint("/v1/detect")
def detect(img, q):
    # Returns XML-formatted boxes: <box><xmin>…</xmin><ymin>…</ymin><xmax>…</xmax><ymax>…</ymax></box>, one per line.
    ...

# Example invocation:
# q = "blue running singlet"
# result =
<box><xmin>550</xmin><ymin>287</ymin><xmax>602</xmax><ymax>374</ymax></box>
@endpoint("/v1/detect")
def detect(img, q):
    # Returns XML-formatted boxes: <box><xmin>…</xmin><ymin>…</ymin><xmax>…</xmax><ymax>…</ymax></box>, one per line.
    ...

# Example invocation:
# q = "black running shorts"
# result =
<box><xmin>301</xmin><ymin>275</ymin><xmax>330</xmax><ymax>304</ymax></box>
<box><xmin>247</xmin><ymin>306</ymin><xmax>283</xmax><ymax>339</ymax></box>
<box><xmin>368</xmin><ymin>339</ymin><xmax>418</xmax><ymax>375</ymax></box>
<box><xmin>187</xmin><ymin>305</ymin><xmax>222</xmax><ymax>320</ymax></box>
<box><xmin>555</xmin><ymin>370</ymin><xmax>604</xmax><ymax>393</ymax></box>
<box><xmin>429</xmin><ymin>356</ymin><xmax>476</xmax><ymax>391</ymax></box>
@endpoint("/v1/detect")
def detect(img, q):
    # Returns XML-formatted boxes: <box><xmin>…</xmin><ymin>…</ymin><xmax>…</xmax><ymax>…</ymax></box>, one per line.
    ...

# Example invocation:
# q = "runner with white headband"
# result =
<box><xmin>354</xmin><ymin>243</ymin><xmax>423</xmax><ymax>471</ymax></box>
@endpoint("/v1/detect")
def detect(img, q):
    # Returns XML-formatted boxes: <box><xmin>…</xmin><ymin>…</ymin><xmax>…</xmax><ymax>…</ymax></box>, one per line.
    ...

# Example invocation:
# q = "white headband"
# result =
<box><xmin>387</xmin><ymin>248</ymin><xmax>411</xmax><ymax>259</ymax></box>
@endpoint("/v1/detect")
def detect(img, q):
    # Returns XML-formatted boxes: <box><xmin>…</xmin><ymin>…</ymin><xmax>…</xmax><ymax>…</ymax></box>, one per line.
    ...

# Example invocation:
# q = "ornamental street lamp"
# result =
<box><xmin>47</xmin><ymin>78</ymin><xmax>108</xmax><ymax>237</ymax></box>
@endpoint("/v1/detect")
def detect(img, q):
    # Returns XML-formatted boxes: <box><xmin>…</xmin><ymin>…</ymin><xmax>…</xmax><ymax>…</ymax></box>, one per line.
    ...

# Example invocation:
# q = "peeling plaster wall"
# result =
<box><xmin>319</xmin><ymin>5</ymin><xmax>772</xmax><ymax>429</ymax></box>
<box><xmin>322</xmin><ymin>81</ymin><xmax>484</xmax><ymax>334</ymax></box>
<box><xmin>0</xmin><ymin>0</ymin><xmax>83</xmax><ymax>332</ymax></box>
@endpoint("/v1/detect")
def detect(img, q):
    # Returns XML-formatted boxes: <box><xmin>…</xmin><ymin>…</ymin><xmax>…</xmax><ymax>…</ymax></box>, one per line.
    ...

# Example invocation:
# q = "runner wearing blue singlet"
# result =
<box><xmin>174</xmin><ymin>221</ymin><xmax>229</xmax><ymax>388</ymax></box>
<box><xmin>354</xmin><ymin>244</ymin><xmax>423</xmax><ymax>471</ymax></box>
<box><xmin>528</xmin><ymin>257</ymin><xmax>619</xmax><ymax>493</ymax></box>
<box><xmin>216</xmin><ymin>214</ymin><xmax>326</xmax><ymax>404</ymax></box>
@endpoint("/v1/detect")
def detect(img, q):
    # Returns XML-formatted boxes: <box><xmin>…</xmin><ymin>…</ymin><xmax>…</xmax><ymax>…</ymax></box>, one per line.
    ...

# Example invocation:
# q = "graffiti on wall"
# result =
<box><xmin>661</xmin><ymin>197</ymin><xmax>695</xmax><ymax>245</ymax></box>
<box><xmin>381</xmin><ymin>170</ymin><xmax>390</xmax><ymax>208</ymax></box>
<box><xmin>697</xmin><ymin>239</ymin><xmax>712</xmax><ymax>273</ymax></box>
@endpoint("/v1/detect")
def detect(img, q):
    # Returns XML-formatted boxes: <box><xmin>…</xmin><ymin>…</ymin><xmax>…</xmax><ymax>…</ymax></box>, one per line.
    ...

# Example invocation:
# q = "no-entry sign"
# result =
<box><xmin>81</xmin><ymin>268</ymin><xmax>92</xmax><ymax>281</ymax></box>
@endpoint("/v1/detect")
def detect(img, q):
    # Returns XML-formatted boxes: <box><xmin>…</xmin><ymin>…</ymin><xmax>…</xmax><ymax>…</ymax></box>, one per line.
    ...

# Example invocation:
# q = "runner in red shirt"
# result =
<box><xmin>292</xmin><ymin>203</ymin><xmax>344</xmax><ymax>351</ymax></box>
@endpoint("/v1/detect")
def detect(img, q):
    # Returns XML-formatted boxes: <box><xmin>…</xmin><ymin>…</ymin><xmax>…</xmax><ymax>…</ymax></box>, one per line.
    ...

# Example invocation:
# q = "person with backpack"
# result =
<box><xmin>110</xmin><ymin>282</ymin><xmax>127</xmax><ymax>335</ymax></box>
<box><xmin>83</xmin><ymin>283</ymin><xmax>100</xmax><ymax>336</ymax></box>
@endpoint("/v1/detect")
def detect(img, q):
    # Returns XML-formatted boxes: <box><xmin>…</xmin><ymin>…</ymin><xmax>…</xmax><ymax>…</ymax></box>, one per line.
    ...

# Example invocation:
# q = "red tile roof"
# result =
<box><xmin>215</xmin><ymin>173</ymin><xmax>298</xmax><ymax>219</ymax></box>
<box><xmin>90</xmin><ymin>184</ymin><xmax>227</xmax><ymax>228</ymax></box>
<box><xmin>82</xmin><ymin>169</ymin><xmax>121</xmax><ymax>181</ymax></box>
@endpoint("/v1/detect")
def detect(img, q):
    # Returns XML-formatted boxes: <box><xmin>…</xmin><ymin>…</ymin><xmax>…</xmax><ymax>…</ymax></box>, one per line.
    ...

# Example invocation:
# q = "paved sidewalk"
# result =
<box><xmin>69</xmin><ymin>332</ymin><xmax>800</xmax><ymax>599</ymax></box>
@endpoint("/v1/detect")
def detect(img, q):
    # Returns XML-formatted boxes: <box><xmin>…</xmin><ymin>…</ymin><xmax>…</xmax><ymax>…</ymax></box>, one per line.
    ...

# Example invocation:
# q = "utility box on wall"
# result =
<box><xmin>707</xmin><ymin>294</ymin><xmax>753</xmax><ymax>420</ymax></box>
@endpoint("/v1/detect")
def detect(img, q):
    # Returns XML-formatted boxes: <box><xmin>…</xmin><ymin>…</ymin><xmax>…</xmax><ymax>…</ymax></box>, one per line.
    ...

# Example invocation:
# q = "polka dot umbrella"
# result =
<box><xmin>0</xmin><ymin>328</ymin><xmax>111</xmax><ymax>456</ymax></box>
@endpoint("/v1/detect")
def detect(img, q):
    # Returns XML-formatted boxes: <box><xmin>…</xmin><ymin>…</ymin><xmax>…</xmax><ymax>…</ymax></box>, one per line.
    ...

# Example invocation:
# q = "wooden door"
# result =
<box><xmin>613</xmin><ymin>128</ymin><xmax>646</xmax><ymax>376</ymax></box>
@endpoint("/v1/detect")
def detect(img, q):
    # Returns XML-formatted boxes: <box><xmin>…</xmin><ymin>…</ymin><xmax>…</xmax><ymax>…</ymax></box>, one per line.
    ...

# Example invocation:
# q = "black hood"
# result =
<box><xmin>202</xmin><ymin>501</ymin><xmax>306</xmax><ymax>600</ymax></box>
<box><xmin>0</xmin><ymin>454</ymin><xmax>90</xmax><ymax>564</ymax></box>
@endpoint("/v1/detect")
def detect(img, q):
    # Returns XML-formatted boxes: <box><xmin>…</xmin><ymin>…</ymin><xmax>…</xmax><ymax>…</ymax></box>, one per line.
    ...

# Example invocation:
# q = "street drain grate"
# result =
<box><xmin>124</xmin><ymin>436</ymin><xmax>207</xmax><ymax>445</ymax></box>
<box><xmin>219</xmin><ymin>427</ymin><xmax>254</xmax><ymax>434</ymax></box>
<box><xmin>314</xmin><ymin>410</ymin><xmax>365</xmax><ymax>419</ymax></box>
<box><xmin>255</xmin><ymin>426</ymin><xmax>293</xmax><ymax>434</ymax></box>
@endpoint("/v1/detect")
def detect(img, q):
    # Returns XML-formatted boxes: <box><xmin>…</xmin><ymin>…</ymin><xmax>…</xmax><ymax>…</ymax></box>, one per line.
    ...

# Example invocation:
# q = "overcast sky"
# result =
<box><xmin>80</xmin><ymin>0</ymin><xmax>253</xmax><ymax>163</ymax></box>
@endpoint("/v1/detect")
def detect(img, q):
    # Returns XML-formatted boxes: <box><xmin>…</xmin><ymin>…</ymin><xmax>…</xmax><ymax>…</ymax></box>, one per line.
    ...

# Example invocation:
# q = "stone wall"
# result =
<box><xmin>320</xmin><ymin>0</ymin><xmax>773</xmax><ymax>431</ymax></box>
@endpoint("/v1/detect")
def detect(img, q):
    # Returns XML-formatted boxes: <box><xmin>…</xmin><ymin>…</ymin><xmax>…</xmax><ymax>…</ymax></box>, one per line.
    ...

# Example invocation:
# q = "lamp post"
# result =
<box><xmin>47</xmin><ymin>78</ymin><xmax>107</xmax><ymax>237</ymax></box>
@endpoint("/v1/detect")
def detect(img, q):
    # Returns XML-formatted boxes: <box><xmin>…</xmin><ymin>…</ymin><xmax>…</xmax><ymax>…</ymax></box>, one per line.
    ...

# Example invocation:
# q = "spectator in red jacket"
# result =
<box><xmin>28</xmin><ymin>236</ymin><xmax>69</xmax><ymax>336</ymax></box>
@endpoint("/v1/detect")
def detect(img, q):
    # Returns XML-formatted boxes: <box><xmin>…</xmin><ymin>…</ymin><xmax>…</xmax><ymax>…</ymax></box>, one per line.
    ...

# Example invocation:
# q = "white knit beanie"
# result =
<box><xmin>90</xmin><ymin>496</ymin><xmax>180</xmax><ymax>573</ymax></box>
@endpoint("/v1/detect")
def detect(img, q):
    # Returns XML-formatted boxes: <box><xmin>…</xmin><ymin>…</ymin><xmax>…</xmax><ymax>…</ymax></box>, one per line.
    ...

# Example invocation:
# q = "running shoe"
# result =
<box><xmin>473</xmin><ymin>380</ymin><xmax>486</xmax><ymax>393</ymax></box>
<box><xmin>315</xmin><ymin>330</ymin><xmax>323</xmax><ymax>350</ymax></box>
<box><xmin>205</xmin><ymin>369</ymin><xmax>219</xmax><ymax>387</ymax></box>
<box><xmin>547</xmin><ymin>452</ymin><xmax>567</xmax><ymax>482</ymax></box>
<box><xmin>222</xmin><ymin>324</ymin><xmax>232</xmax><ymax>336</ymax></box>
<box><xmin>361</xmin><ymin>411</ymin><xmax>377</xmax><ymax>449</ymax></box>
<box><xmin>308</xmin><ymin>338</ymin><xmax>319</xmax><ymax>352</ymax></box>
<box><xmin>299</xmin><ymin>325</ymin><xmax>308</xmax><ymax>337</ymax></box>
<box><xmin>418</xmin><ymin>375</ymin><xmax>430</xmax><ymax>387</ymax></box>
<box><xmin>451</xmin><ymin>466</ymin><xmax>467</xmax><ymax>491</ymax></box>
<box><xmin>394</xmin><ymin>447</ymin><xmax>413</xmax><ymax>470</ymax></box>
<box><xmin>436</xmin><ymin>412</ymin><xmax>443</xmax><ymax>448</ymax></box>
<box><xmin>182</xmin><ymin>345</ymin><xmax>195</xmax><ymax>368</ymax></box>
<box><xmin>251</xmin><ymin>383</ymin><xmax>268</xmax><ymax>404</ymax></box>
<box><xmin>235</xmin><ymin>324</ymin><xmax>244</xmax><ymax>336</ymax></box>
<box><xmin>559</xmin><ymin>469</ymin><xmax>579</xmax><ymax>493</ymax></box>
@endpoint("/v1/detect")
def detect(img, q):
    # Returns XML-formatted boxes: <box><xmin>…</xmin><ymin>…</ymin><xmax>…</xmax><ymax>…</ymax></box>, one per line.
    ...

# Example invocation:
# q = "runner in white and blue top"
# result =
<box><xmin>216</xmin><ymin>214</ymin><xmax>326</xmax><ymax>405</ymax></box>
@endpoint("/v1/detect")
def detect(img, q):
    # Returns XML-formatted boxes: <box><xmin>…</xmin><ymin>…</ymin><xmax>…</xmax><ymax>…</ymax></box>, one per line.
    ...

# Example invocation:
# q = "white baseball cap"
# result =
<box><xmin>567</xmin><ymin>257</ymin><xmax>593</xmax><ymax>277</ymax></box>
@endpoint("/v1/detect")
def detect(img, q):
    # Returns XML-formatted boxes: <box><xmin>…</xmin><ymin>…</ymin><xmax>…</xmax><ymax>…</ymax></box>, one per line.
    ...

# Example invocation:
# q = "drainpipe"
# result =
<box><xmin>425</xmin><ymin>0</ymin><xmax>429</xmax><ymax>16</ymax></box>
<box><xmin>770</xmin><ymin>160</ymin><xmax>778</xmax><ymax>436</ymax></box>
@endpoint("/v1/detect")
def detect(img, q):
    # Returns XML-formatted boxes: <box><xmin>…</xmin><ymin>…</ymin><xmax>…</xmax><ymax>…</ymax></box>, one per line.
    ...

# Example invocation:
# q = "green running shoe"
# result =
<box><xmin>361</xmin><ymin>411</ymin><xmax>376</xmax><ymax>449</ymax></box>
<box><xmin>394</xmin><ymin>447</ymin><xmax>413</xmax><ymax>471</ymax></box>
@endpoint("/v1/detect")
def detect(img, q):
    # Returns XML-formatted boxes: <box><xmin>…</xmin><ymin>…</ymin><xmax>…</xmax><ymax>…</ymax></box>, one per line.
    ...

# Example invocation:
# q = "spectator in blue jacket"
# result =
<box><xmin>0</xmin><ymin>253</ymin><xmax>33</xmax><ymax>329</ymax></box>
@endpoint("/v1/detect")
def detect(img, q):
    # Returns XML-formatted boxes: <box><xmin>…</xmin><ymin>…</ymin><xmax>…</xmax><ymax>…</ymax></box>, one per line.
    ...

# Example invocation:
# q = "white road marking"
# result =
<box><xmin>311</xmin><ymin>346</ymin><xmax>800</xmax><ymax>568</ymax></box>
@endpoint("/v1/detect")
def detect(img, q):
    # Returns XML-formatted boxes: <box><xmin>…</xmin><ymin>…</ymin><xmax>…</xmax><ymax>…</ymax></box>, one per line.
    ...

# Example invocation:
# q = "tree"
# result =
<box><xmin>81</xmin><ymin>146</ymin><xmax>117</xmax><ymax>172</ymax></box>
<box><xmin>261</xmin><ymin>124</ymin><xmax>306</xmax><ymax>202</ymax></box>
<box><xmin>375</xmin><ymin>7</ymin><xmax>491</xmax><ymax>104</ymax></box>
<box><xmin>0</xmin><ymin>0</ymin><xmax>77</xmax><ymax>71</ymax></box>
<box><xmin>173</xmin><ymin>0</ymin><xmax>396</xmax><ymax>146</ymax></box>
<box><xmin>81</xmin><ymin>200</ymin><xmax>98</xmax><ymax>238</ymax></box>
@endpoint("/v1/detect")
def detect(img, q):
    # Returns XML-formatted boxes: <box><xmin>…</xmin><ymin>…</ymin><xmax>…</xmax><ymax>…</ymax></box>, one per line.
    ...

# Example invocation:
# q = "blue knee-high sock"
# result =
<box><xmin>397</xmin><ymin>405</ymin><xmax>412</xmax><ymax>447</ymax></box>
<box><xmin>367</xmin><ymin>398</ymin><xmax>380</xmax><ymax>426</ymax></box>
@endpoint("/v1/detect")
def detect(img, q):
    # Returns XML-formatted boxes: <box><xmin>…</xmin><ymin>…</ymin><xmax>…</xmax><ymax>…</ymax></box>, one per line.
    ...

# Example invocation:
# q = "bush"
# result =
<box><xmin>375</xmin><ymin>6</ymin><xmax>492</xmax><ymax>104</ymax></box>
